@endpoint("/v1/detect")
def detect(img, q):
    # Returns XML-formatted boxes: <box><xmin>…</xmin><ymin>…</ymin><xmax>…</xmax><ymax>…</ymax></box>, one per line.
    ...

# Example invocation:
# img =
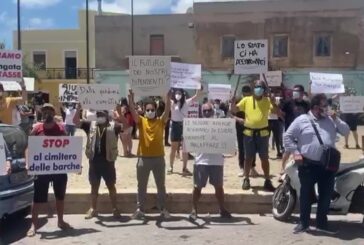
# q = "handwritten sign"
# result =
<box><xmin>129</xmin><ymin>56</ymin><xmax>171</xmax><ymax>96</ymax></box>
<box><xmin>183</xmin><ymin>118</ymin><xmax>236</xmax><ymax>154</ymax></box>
<box><xmin>171</xmin><ymin>62</ymin><xmax>201</xmax><ymax>90</ymax></box>
<box><xmin>28</xmin><ymin>136</ymin><xmax>83</xmax><ymax>175</ymax></box>
<box><xmin>187</xmin><ymin>101</ymin><xmax>200</xmax><ymax>118</ymax></box>
<box><xmin>0</xmin><ymin>133</ymin><xmax>6</xmax><ymax>176</ymax></box>
<box><xmin>208</xmin><ymin>84</ymin><xmax>232</xmax><ymax>102</ymax></box>
<box><xmin>234</xmin><ymin>40</ymin><xmax>268</xmax><ymax>75</ymax></box>
<box><xmin>260</xmin><ymin>71</ymin><xmax>282</xmax><ymax>87</ymax></box>
<box><xmin>59</xmin><ymin>84</ymin><xmax>79</xmax><ymax>102</ymax></box>
<box><xmin>0</xmin><ymin>50</ymin><xmax>23</xmax><ymax>81</ymax></box>
<box><xmin>339</xmin><ymin>96</ymin><xmax>364</xmax><ymax>113</ymax></box>
<box><xmin>0</xmin><ymin>77</ymin><xmax>34</xmax><ymax>91</ymax></box>
<box><xmin>310</xmin><ymin>72</ymin><xmax>344</xmax><ymax>94</ymax></box>
<box><xmin>77</xmin><ymin>84</ymin><xmax>120</xmax><ymax>110</ymax></box>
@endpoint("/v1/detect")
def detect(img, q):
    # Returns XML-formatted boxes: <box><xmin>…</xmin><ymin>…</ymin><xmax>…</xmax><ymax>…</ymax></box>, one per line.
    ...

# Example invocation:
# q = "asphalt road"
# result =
<box><xmin>1</xmin><ymin>213</ymin><xmax>363</xmax><ymax>245</ymax></box>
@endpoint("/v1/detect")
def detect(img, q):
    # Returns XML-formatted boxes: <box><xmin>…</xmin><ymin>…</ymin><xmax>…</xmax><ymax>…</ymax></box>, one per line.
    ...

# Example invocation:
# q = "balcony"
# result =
<box><xmin>35</xmin><ymin>68</ymin><xmax>96</xmax><ymax>80</ymax></box>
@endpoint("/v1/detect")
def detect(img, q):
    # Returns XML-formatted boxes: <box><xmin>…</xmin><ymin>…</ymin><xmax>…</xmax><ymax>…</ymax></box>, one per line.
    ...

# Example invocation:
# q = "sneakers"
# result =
<box><xmin>220</xmin><ymin>209</ymin><xmax>232</xmax><ymax>219</ymax></box>
<box><xmin>160</xmin><ymin>209</ymin><xmax>171</xmax><ymax>219</ymax></box>
<box><xmin>293</xmin><ymin>224</ymin><xmax>309</xmax><ymax>234</ymax></box>
<box><xmin>182</xmin><ymin>168</ymin><xmax>193</xmax><ymax>176</ymax></box>
<box><xmin>242</xmin><ymin>178</ymin><xmax>250</xmax><ymax>190</ymax></box>
<box><xmin>238</xmin><ymin>170</ymin><xmax>244</xmax><ymax>177</ymax></box>
<box><xmin>132</xmin><ymin>209</ymin><xmax>145</xmax><ymax>220</ymax></box>
<box><xmin>264</xmin><ymin>179</ymin><xmax>276</xmax><ymax>192</ymax></box>
<box><xmin>85</xmin><ymin>208</ymin><xmax>98</xmax><ymax>220</ymax></box>
<box><xmin>316</xmin><ymin>225</ymin><xmax>338</xmax><ymax>235</ymax></box>
<box><xmin>167</xmin><ymin>167</ymin><xmax>173</xmax><ymax>175</ymax></box>
<box><xmin>189</xmin><ymin>210</ymin><xmax>197</xmax><ymax>221</ymax></box>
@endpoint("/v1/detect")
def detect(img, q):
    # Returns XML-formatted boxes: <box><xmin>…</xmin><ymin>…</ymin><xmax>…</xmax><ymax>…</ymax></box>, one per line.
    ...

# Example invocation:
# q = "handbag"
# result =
<box><xmin>309</xmin><ymin>119</ymin><xmax>341</xmax><ymax>172</ymax></box>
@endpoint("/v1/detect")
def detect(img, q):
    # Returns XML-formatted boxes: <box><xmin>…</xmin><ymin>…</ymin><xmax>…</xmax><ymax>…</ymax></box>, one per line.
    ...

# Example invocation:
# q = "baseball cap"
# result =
<box><xmin>42</xmin><ymin>103</ymin><xmax>55</xmax><ymax>111</ymax></box>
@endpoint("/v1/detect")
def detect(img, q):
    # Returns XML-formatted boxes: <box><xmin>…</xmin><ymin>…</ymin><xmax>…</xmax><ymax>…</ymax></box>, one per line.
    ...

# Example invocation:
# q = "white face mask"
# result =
<box><xmin>292</xmin><ymin>91</ymin><xmax>301</xmax><ymax>100</ymax></box>
<box><xmin>96</xmin><ymin>117</ymin><xmax>107</xmax><ymax>125</ymax></box>
<box><xmin>175</xmin><ymin>94</ymin><xmax>182</xmax><ymax>101</ymax></box>
<box><xmin>145</xmin><ymin>111</ymin><xmax>156</xmax><ymax>119</ymax></box>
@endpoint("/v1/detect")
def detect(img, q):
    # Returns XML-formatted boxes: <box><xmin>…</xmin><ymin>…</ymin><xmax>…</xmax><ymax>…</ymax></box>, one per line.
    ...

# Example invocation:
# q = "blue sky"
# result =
<box><xmin>0</xmin><ymin>0</ymin><xmax>240</xmax><ymax>49</ymax></box>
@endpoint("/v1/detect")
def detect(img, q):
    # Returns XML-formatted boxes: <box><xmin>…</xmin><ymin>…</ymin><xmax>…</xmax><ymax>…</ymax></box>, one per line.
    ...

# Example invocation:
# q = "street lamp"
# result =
<box><xmin>17</xmin><ymin>0</ymin><xmax>21</xmax><ymax>50</ymax></box>
<box><xmin>131</xmin><ymin>0</ymin><xmax>134</xmax><ymax>55</ymax></box>
<box><xmin>86</xmin><ymin>0</ymin><xmax>90</xmax><ymax>84</ymax></box>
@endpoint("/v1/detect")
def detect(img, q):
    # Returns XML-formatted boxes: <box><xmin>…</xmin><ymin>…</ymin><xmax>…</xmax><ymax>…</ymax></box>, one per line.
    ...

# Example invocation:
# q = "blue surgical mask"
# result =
<box><xmin>254</xmin><ymin>87</ymin><xmax>264</xmax><ymax>97</ymax></box>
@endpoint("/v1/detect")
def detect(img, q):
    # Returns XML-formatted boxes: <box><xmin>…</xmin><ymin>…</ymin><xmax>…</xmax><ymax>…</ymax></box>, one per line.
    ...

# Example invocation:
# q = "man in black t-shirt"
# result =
<box><xmin>280</xmin><ymin>85</ymin><xmax>310</xmax><ymax>173</ymax></box>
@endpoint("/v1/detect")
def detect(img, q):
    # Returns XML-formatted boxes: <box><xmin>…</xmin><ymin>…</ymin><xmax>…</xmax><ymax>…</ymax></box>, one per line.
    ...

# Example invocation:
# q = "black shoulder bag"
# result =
<box><xmin>309</xmin><ymin>119</ymin><xmax>341</xmax><ymax>172</ymax></box>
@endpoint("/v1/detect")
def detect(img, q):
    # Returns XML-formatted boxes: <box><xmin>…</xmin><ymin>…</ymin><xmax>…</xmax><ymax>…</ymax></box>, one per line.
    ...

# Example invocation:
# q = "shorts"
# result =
<box><xmin>89</xmin><ymin>159</ymin><xmax>116</xmax><ymax>187</ymax></box>
<box><xmin>243</xmin><ymin>135</ymin><xmax>269</xmax><ymax>159</ymax></box>
<box><xmin>33</xmin><ymin>174</ymin><xmax>68</xmax><ymax>203</ymax></box>
<box><xmin>193</xmin><ymin>165</ymin><xmax>223</xmax><ymax>188</ymax></box>
<box><xmin>170</xmin><ymin>121</ymin><xmax>183</xmax><ymax>142</ymax></box>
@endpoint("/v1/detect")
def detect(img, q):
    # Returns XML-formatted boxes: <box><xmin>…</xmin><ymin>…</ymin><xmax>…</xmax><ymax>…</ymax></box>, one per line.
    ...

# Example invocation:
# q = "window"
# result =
<box><xmin>221</xmin><ymin>36</ymin><xmax>235</xmax><ymax>58</ymax></box>
<box><xmin>273</xmin><ymin>35</ymin><xmax>288</xmax><ymax>58</ymax></box>
<box><xmin>315</xmin><ymin>34</ymin><xmax>331</xmax><ymax>57</ymax></box>
<box><xmin>150</xmin><ymin>35</ymin><xmax>164</xmax><ymax>55</ymax></box>
<box><xmin>33</xmin><ymin>51</ymin><xmax>46</xmax><ymax>69</ymax></box>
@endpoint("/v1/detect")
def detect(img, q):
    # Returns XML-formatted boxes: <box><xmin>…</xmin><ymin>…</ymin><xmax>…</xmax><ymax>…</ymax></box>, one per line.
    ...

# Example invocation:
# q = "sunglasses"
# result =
<box><xmin>146</xmin><ymin>109</ymin><xmax>155</xmax><ymax>112</ymax></box>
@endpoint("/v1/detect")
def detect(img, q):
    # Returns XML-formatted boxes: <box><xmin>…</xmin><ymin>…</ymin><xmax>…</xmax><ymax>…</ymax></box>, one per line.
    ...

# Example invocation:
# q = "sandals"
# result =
<box><xmin>26</xmin><ymin>226</ymin><xmax>36</xmax><ymax>237</ymax></box>
<box><xmin>58</xmin><ymin>221</ymin><xmax>73</xmax><ymax>231</ymax></box>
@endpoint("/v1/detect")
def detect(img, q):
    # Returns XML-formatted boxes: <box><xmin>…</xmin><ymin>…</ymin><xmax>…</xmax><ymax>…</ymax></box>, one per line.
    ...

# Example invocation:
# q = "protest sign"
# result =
<box><xmin>0</xmin><ymin>133</ymin><xmax>6</xmax><ymax>176</ymax></box>
<box><xmin>208</xmin><ymin>84</ymin><xmax>232</xmax><ymax>102</ymax></box>
<box><xmin>77</xmin><ymin>84</ymin><xmax>120</xmax><ymax>110</ymax></box>
<box><xmin>184</xmin><ymin>118</ymin><xmax>236</xmax><ymax>154</ymax></box>
<box><xmin>171</xmin><ymin>62</ymin><xmax>201</xmax><ymax>90</ymax></box>
<box><xmin>0</xmin><ymin>77</ymin><xmax>34</xmax><ymax>91</ymax></box>
<box><xmin>260</xmin><ymin>71</ymin><xmax>282</xmax><ymax>87</ymax></box>
<box><xmin>339</xmin><ymin>96</ymin><xmax>364</xmax><ymax>113</ymax></box>
<box><xmin>59</xmin><ymin>83</ymin><xmax>78</xmax><ymax>102</ymax></box>
<box><xmin>187</xmin><ymin>101</ymin><xmax>200</xmax><ymax>118</ymax></box>
<box><xmin>129</xmin><ymin>56</ymin><xmax>171</xmax><ymax>96</ymax></box>
<box><xmin>0</xmin><ymin>50</ymin><xmax>22</xmax><ymax>81</ymax></box>
<box><xmin>234</xmin><ymin>40</ymin><xmax>268</xmax><ymax>75</ymax></box>
<box><xmin>310</xmin><ymin>72</ymin><xmax>345</xmax><ymax>94</ymax></box>
<box><xmin>27</xmin><ymin>136</ymin><xmax>83</xmax><ymax>175</ymax></box>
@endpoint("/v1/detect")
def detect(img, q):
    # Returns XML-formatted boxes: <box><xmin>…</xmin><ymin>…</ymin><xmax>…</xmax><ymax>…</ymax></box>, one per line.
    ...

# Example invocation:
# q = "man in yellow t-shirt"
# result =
<box><xmin>128</xmin><ymin>89</ymin><xmax>172</xmax><ymax>220</ymax></box>
<box><xmin>232</xmin><ymin>80</ymin><xmax>277</xmax><ymax>192</ymax></box>
<box><xmin>0</xmin><ymin>80</ymin><xmax>27</xmax><ymax>125</ymax></box>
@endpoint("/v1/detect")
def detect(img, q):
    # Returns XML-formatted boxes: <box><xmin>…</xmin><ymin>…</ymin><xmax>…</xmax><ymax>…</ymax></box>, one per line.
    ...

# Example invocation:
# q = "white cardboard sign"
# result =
<box><xmin>59</xmin><ymin>83</ymin><xmax>79</xmax><ymax>102</ymax></box>
<box><xmin>129</xmin><ymin>56</ymin><xmax>171</xmax><ymax>96</ymax></box>
<box><xmin>234</xmin><ymin>40</ymin><xmax>268</xmax><ymax>75</ymax></box>
<box><xmin>28</xmin><ymin>136</ymin><xmax>83</xmax><ymax>175</ymax></box>
<box><xmin>187</xmin><ymin>101</ymin><xmax>200</xmax><ymax>118</ymax></box>
<box><xmin>183</xmin><ymin>118</ymin><xmax>236</xmax><ymax>154</ymax></box>
<box><xmin>208</xmin><ymin>84</ymin><xmax>232</xmax><ymax>102</ymax></box>
<box><xmin>260</xmin><ymin>71</ymin><xmax>282</xmax><ymax>87</ymax></box>
<box><xmin>0</xmin><ymin>133</ymin><xmax>6</xmax><ymax>176</ymax></box>
<box><xmin>171</xmin><ymin>62</ymin><xmax>201</xmax><ymax>90</ymax></box>
<box><xmin>0</xmin><ymin>50</ymin><xmax>23</xmax><ymax>81</ymax></box>
<box><xmin>0</xmin><ymin>77</ymin><xmax>34</xmax><ymax>91</ymax></box>
<box><xmin>310</xmin><ymin>72</ymin><xmax>345</xmax><ymax>94</ymax></box>
<box><xmin>77</xmin><ymin>84</ymin><xmax>120</xmax><ymax>110</ymax></box>
<box><xmin>339</xmin><ymin>96</ymin><xmax>364</xmax><ymax>113</ymax></box>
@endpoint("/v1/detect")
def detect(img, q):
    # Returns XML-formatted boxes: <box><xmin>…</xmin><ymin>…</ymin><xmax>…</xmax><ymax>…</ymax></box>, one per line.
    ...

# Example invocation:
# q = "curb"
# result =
<box><xmin>43</xmin><ymin>189</ymin><xmax>273</xmax><ymax>215</ymax></box>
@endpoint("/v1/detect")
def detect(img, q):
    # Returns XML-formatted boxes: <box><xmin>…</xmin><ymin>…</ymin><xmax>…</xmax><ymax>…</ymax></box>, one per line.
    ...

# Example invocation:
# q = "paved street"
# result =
<box><xmin>1</xmin><ymin>214</ymin><xmax>363</xmax><ymax>245</ymax></box>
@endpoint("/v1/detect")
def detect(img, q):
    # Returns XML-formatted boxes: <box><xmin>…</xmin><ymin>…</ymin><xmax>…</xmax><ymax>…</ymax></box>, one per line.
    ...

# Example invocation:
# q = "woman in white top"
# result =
<box><xmin>169</xmin><ymin>88</ymin><xmax>201</xmax><ymax>175</ymax></box>
<box><xmin>62</xmin><ymin>103</ymin><xmax>77</xmax><ymax>136</ymax></box>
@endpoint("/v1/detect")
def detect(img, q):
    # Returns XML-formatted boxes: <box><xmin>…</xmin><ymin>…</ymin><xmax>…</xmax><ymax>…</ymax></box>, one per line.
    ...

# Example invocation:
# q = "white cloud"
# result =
<box><xmin>25</xmin><ymin>17</ymin><xmax>54</xmax><ymax>30</ymax></box>
<box><xmin>13</xmin><ymin>0</ymin><xmax>61</xmax><ymax>8</ymax></box>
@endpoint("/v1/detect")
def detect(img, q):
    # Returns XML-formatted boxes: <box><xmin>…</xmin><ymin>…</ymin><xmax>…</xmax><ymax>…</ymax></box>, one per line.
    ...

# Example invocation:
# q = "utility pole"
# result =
<box><xmin>131</xmin><ymin>0</ymin><xmax>134</xmax><ymax>55</ymax></box>
<box><xmin>86</xmin><ymin>0</ymin><xmax>90</xmax><ymax>84</ymax></box>
<box><xmin>17</xmin><ymin>0</ymin><xmax>21</xmax><ymax>50</ymax></box>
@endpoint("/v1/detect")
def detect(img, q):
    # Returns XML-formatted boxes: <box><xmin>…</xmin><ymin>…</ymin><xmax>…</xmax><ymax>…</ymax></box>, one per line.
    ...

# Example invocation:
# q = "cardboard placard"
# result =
<box><xmin>0</xmin><ymin>77</ymin><xmax>34</xmax><ymax>91</ymax></box>
<box><xmin>260</xmin><ymin>71</ymin><xmax>282</xmax><ymax>87</ymax></box>
<box><xmin>171</xmin><ymin>62</ymin><xmax>201</xmax><ymax>90</ymax></box>
<box><xmin>187</xmin><ymin>101</ymin><xmax>200</xmax><ymax>118</ymax></box>
<box><xmin>129</xmin><ymin>56</ymin><xmax>171</xmax><ymax>96</ymax></box>
<box><xmin>59</xmin><ymin>83</ymin><xmax>78</xmax><ymax>102</ymax></box>
<box><xmin>77</xmin><ymin>84</ymin><xmax>120</xmax><ymax>110</ymax></box>
<box><xmin>27</xmin><ymin>136</ymin><xmax>83</xmax><ymax>175</ymax></box>
<box><xmin>208</xmin><ymin>84</ymin><xmax>232</xmax><ymax>102</ymax></box>
<box><xmin>310</xmin><ymin>72</ymin><xmax>345</xmax><ymax>94</ymax></box>
<box><xmin>339</xmin><ymin>96</ymin><xmax>364</xmax><ymax>113</ymax></box>
<box><xmin>183</xmin><ymin>118</ymin><xmax>236</xmax><ymax>154</ymax></box>
<box><xmin>0</xmin><ymin>50</ymin><xmax>23</xmax><ymax>81</ymax></box>
<box><xmin>234</xmin><ymin>40</ymin><xmax>268</xmax><ymax>75</ymax></box>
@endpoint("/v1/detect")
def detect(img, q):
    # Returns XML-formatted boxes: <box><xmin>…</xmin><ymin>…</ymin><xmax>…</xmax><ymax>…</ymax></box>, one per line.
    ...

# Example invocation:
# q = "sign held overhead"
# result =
<box><xmin>0</xmin><ymin>50</ymin><xmax>23</xmax><ymax>81</ymax></box>
<box><xmin>234</xmin><ymin>40</ymin><xmax>268</xmax><ymax>75</ymax></box>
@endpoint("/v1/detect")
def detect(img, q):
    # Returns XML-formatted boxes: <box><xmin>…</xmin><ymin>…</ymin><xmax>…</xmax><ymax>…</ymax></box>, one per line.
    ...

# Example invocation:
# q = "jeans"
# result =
<box><xmin>298</xmin><ymin>162</ymin><xmax>335</xmax><ymax>228</ymax></box>
<box><xmin>66</xmin><ymin>124</ymin><xmax>76</xmax><ymax>136</ymax></box>
<box><xmin>236</xmin><ymin>125</ymin><xmax>256</xmax><ymax>169</ymax></box>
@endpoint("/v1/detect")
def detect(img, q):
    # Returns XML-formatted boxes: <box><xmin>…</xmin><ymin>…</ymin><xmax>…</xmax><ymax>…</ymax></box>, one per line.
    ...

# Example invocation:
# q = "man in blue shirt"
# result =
<box><xmin>284</xmin><ymin>94</ymin><xmax>350</xmax><ymax>234</ymax></box>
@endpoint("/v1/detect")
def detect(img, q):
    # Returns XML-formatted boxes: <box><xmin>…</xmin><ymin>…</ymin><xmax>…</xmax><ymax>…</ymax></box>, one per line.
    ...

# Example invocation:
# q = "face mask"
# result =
<box><xmin>175</xmin><ymin>94</ymin><xmax>182</xmax><ymax>101</ymax></box>
<box><xmin>43</xmin><ymin>113</ymin><xmax>54</xmax><ymax>124</ymax></box>
<box><xmin>96</xmin><ymin>117</ymin><xmax>107</xmax><ymax>125</ymax></box>
<box><xmin>145</xmin><ymin>111</ymin><xmax>156</xmax><ymax>119</ymax></box>
<box><xmin>202</xmin><ymin>109</ymin><xmax>213</xmax><ymax>118</ymax></box>
<box><xmin>292</xmin><ymin>91</ymin><xmax>301</xmax><ymax>100</ymax></box>
<box><xmin>254</xmin><ymin>87</ymin><xmax>264</xmax><ymax>97</ymax></box>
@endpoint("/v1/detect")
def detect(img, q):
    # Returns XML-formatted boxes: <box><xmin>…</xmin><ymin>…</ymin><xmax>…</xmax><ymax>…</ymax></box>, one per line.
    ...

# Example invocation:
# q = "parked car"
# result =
<box><xmin>0</xmin><ymin>124</ymin><xmax>33</xmax><ymax>220</ymax></box>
